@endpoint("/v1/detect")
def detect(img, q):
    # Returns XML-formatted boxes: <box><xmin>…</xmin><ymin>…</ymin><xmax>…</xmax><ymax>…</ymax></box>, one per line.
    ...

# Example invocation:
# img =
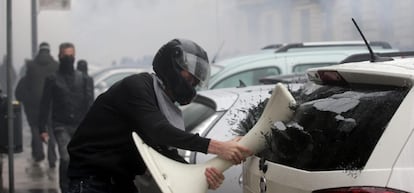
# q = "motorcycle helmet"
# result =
<box><xmin>153</xmin><ymin>39</ymin><xmax>210</xmax><ymax>105</ymax></box>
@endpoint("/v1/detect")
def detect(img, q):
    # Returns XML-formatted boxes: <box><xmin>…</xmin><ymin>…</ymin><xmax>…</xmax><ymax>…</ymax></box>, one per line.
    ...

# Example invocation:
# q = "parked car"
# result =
<box><xmin>92</xmin><ymin>66</ymin><xmax>152</xmax><ymax>97</ymax></box>
<box><xmin>208</xmin><ymin>48</ymin><xmax>398</xmax><ymax>90</ymax></box>
<box><xmin>243</xmin><ymin>55</ymin><xmax>414</xmax><ymax>193</ymax></box>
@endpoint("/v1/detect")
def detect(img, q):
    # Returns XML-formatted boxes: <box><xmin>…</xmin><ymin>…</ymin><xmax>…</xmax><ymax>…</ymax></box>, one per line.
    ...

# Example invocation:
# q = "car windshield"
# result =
<box><xmin>239</xmin><ymin>82</ymin><xmax>409</xmax><ymax>171</ymax></box>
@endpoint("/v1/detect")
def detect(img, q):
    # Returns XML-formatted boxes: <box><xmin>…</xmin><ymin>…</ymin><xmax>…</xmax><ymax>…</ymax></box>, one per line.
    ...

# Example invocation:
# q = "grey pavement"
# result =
<box><xmin>1</xmin><ymin>113</ymin><xmax>59</xmax><ymax>193</ymax></box>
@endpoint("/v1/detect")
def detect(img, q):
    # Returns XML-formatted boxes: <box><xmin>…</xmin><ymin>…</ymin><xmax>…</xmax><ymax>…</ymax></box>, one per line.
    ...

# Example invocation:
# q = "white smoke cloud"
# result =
<box><xmin>64</xmin><ymin>0</ymin><xmax>243</xmax><ymax>69</ymax></box>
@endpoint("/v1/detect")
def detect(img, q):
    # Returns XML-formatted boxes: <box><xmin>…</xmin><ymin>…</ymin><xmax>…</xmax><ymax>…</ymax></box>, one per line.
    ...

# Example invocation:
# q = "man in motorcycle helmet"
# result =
<box><xmin>67</xmin><ymin>39</ymin><xmax>252</xmax><ymax>193</ymax></box>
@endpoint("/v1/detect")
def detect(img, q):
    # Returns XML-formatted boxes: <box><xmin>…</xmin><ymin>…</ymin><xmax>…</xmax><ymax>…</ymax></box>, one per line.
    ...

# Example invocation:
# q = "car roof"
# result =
<box><xmin>214</xmin><ymin>49</ymin><xmax>398</xmax><ymax>71</ymax></box>
<box><xmin>307</xmin><ymin>57</ymin><xmax>414</xmax><ymax>87</ymax></box>
<box><xmin>274</xmin><ymin>41</ymin><xmax>392</xmax><ymax>52</ymax></box>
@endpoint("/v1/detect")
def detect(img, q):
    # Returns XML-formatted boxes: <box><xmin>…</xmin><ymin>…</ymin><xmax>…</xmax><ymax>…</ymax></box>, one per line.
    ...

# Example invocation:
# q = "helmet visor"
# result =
<box><xmin>176</xmin><ymin>51</ymin><xmax>211</xmax><ymax>87</ymax></box>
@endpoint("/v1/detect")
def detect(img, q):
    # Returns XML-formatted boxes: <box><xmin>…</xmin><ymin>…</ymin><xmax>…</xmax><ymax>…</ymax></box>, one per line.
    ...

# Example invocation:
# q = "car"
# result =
<box><xmin>208</xmin><ymin>48</ymin><xmax>398</xmax><ymax>90</ymax></box>
<box><xmin>92</xmin><ymin>66</ymin><xmax>152</xmax><ymax>97</ymax></box>
<box><xmin>242</xmin><ymin>54</ymin><xmax>414</xmax><ymax>193</ymax></box>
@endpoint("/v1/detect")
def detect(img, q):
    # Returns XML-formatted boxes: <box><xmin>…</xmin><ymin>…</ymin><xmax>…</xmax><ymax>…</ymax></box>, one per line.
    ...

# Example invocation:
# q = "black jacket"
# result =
<box><xmin>67</xmin><ymin>73</ymin><xmax>210</xmax><ymax>180</ymax></box>
<box><xmin>15</xmin><ymin>52</ymin><xmax>58</xmax><ymax>126</ymax></box>
<box><xmin>39</xmin><ymin>70</ymin><xmax>94</xmax><ymax>132</ymax></box>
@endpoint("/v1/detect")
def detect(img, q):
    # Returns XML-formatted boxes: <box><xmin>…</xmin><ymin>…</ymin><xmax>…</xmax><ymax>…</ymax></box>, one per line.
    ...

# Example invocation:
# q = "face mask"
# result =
<box><xmin>59</xmin><ymin>55</ymin><xmax>75</xmax><ymax>65</ymax></box>
<box><xmin>59</xmin><ymin>55</ymin><xmax>75</xmax><ymax>74</ymax></box>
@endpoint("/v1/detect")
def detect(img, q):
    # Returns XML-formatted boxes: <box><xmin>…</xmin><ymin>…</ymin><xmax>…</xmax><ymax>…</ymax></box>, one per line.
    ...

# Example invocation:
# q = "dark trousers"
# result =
<box><xmin>30</xmin><ymin>124</ymin><xmax>57</xmax><ymax>167</ymax></box>
<box><xmin>47</xmin><ymin>131</ymin><xmax>57</xmax><ymax>168</ymax></box>
<box><xmin>54</xmin><ymin>126</ymin><xmax>77</xmax><ymax>193</ymax></box>
<box><xmin>68</xmin><ymin>176</ymin><xmax>138</xmax><ymax>193</ymax></box>
<box><xmin>25</xmin><ymin>108</ymin><xmax>57</xmax><ymax>167</ymax></box>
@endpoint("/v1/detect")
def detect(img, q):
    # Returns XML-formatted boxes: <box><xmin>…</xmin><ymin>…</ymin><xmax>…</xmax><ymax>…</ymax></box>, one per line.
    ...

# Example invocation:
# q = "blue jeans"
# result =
<box><xmin>67</xmin><ymin>177</ymin><xmax>138</xmax><ymax>193</ymax></box>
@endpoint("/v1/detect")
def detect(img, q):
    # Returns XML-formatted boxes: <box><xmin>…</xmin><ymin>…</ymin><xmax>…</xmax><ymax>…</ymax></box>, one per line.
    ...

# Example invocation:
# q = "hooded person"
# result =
<box><xmin>76</xmin><ymin>59</ymin><xmax>88</xmax><ymax>75</ymax></box>
<box><xmin>15</xmin><ymin>42</ymin><xmax>58</xmax><ymax>175</ymax></box>
<box><xmin>66</xmin><ymin>38</ymin><xmax>252</xmax><ymax>193</ymax></box>
<box><xmin>39</xmin><ymin>42</ymin><xmax>94</xmax><ymax>193</ymax></box>
<box><xmin>76</xmin><ymin>59</ymin><xmax>94</xmax><ymax>99</ymax></box>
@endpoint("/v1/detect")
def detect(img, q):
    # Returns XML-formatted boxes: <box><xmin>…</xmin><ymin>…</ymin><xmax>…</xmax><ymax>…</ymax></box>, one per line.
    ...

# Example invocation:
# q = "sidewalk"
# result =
<box><xmin>1</xmin><ymin>153</ymin><xmax>59</xmax><ymax>193</ymax></box>
<box><xmin>1</xmin><ymin>115</ymin><xmax>59</xmax><ymax>193</ymax></box>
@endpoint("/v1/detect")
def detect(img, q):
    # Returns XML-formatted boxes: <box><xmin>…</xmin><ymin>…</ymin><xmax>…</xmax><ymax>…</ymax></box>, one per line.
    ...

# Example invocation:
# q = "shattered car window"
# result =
<box><xmin>239</xmin><ymin>82</ymin><xmax>408</xmax><ymax>171</ymax></box>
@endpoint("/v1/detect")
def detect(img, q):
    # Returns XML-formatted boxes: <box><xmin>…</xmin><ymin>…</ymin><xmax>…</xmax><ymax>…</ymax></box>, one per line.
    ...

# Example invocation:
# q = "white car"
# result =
<box><xmin>243</xmin><ymin>54</ymin><xmax>414</xmax><ymax>193</ymax></box>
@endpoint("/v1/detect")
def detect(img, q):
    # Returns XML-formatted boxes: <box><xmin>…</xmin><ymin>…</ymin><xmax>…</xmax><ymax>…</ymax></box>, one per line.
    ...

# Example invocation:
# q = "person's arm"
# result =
<box><xmin>121</xmin><ymin>75</ymin><xmax>252</xmax><ymax>163</ymax></box>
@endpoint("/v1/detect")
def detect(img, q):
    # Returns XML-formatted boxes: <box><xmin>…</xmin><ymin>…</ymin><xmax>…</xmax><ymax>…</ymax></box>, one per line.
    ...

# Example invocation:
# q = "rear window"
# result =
<box><xmin>239</xmin><ymin>82</ymin><xmax>408</xmax><ymax>171</ymax></box>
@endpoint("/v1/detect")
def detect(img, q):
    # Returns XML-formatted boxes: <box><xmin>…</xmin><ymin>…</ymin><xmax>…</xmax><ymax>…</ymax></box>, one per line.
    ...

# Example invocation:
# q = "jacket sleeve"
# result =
<box><xmin>118</xmin><ymin>75</ymin><xmax>210</xmax><ymax>153</ymax></box>
<box><xmin>38</xmin><ymin>76</ymin><xmax>54</xmax><ymax>133</ymax></box>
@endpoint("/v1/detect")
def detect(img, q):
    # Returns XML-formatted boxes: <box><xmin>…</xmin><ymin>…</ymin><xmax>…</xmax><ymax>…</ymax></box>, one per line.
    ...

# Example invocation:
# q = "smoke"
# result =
<box><xmin>3</xmin><ymin>0</ymin><xmax>414</xmax><ymax>73</ymax></box>
<box><xmin>65</xmin><ymin>0</ymin><xmax>245</xmax><ymax>69</ymax></box>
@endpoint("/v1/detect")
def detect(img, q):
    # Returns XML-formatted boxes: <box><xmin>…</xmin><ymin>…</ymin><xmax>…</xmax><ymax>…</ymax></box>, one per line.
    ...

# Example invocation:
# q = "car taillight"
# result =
<box><xmin>313</xmin><ymin>186</ymin><xmax>408</xmax><ymax>193</ymax></box>
<box><xmin>316</xmin><ymin>70</ymin><xmax>348</xmax><ymax>86</ymax></box>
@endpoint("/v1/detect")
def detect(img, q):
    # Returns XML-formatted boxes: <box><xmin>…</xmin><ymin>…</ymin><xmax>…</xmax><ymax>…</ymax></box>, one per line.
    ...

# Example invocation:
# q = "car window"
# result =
<box><xmin>292</xmin><ymin>62</ymin><xmax>336</xmax><ymax>73</ymax></box>
<box><xmin>181</xmin><ymin>102</ymin><xmax>216</xmax><ymax>133</ymax></box>
<box><xmin>242</xmin><ymin>82</ymin><xmax>408</xmax><ymax>171</ymax></box>
<box><xmin>212</xmin><ymin>67</ymin><xmax>280</xmax><ymax>89</ymax></box>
